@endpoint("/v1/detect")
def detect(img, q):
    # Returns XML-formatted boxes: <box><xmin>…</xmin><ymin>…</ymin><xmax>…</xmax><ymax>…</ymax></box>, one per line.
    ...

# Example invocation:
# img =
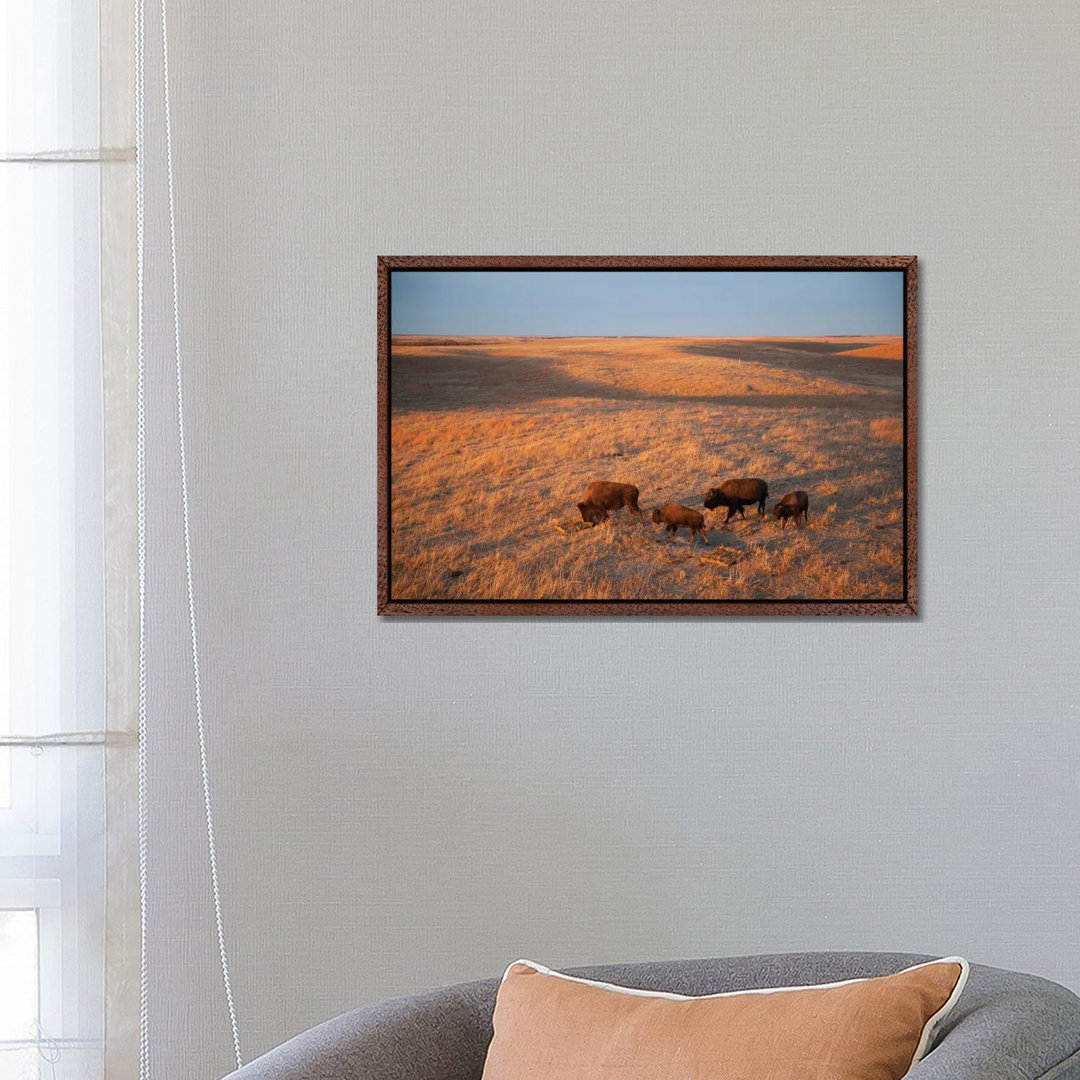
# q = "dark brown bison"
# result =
<box><xmin>577</xmin><ymin>481</ymin><xmax>644</xmax><ymax>525</ymax></box>
<box><xmin>651</xmin><ymin>503</ymin><xmax>709</xmax><ymax>544</ymax></box>
<box><xmin>703</xmin><ymin>477</ymin><xmax>768</xmax><ymax>522</ymax></box>
<box><xmin>773</xmin><ymin>490</ymin><xmax>810</xmax><ymax>528</ymax></box>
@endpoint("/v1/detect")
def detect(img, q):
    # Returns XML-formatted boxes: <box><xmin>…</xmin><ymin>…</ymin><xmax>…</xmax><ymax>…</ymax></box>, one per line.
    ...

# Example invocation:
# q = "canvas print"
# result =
<box><xmin>378</xmin><ymin>256</ymin><xmax>916</xmax><ymax>616</ymax></box>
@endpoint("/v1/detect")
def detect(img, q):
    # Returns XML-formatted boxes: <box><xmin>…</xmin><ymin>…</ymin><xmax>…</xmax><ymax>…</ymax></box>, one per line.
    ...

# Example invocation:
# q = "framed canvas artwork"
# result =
<box><xmin>378</xmin><ymin>256</ymin><xmax>916</xmax><ymax>616</ymax></box>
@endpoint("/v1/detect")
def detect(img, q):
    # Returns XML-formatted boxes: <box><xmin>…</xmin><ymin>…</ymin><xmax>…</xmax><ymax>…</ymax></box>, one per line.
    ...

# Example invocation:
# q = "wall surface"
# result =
<box><xmin>137</xmin><ymin>1</ymin><xmax>1080</xmax><ymax>1076</ymax></box>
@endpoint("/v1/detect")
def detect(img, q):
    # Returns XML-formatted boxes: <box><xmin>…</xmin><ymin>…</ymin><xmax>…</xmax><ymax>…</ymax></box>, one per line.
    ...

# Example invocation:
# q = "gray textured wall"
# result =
<box><xmin>139</xmin><ymin>1</ymin><xmax>1080</xmax><ymax>1076</ymax></box>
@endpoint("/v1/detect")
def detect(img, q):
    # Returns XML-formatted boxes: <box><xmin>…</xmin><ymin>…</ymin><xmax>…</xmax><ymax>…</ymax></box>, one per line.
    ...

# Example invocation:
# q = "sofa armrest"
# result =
<box><xmin>910</xmin><ymin>966</ymin><xmax>1080</xmax><ymax>1080</ymax></box>
<box><xmin>221</xmin><ymin>980</ymin><xmax>496</xmax><ymax>1080</ymax></box>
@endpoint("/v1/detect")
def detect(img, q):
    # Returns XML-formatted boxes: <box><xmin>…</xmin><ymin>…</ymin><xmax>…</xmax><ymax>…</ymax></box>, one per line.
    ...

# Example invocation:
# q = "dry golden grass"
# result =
<box><xmin>389</xmin><ymin>337</ymin><xmax>905</xmax><ymax>601</ymax></box>
<box><xmin>835</xmin><ymin>341</ymin><xmax>904</xmax><ymax>360</ymax></box>
<box><xmin>870</xmin><ymin>416</ymin><xmax>905</xmax><ymax>443</ymax></box>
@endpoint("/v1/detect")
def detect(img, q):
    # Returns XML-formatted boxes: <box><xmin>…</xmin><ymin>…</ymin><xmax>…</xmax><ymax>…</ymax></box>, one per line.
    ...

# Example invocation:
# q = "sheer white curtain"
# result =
<box><xmin>1</xmin><ymin>2</ymin><xmax>137</xmax><ymax>1078</ymax></box>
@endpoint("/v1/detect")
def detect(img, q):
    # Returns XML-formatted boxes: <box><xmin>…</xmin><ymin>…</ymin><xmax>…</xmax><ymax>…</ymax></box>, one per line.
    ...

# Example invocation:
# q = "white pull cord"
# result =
<box><xmin>134</xmin><ymin>0</ymin><xmax>151</xmax><ymax>1074</ymax></box>
<box><xmin>159</xmin><ymin>0</ymin><xmax>244</xmax><ymax>1065</ymax></box>
<box><xmin>135</xmin><ymin>0</ymin><xmax>244</xmax><ymax>1070</ymax></box>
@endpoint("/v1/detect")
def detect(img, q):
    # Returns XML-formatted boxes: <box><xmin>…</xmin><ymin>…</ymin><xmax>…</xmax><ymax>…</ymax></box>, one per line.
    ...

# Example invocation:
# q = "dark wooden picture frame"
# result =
<box><xmin>378</xmin><ymin>256</ymin><xmax>917</xmax><ymax>616</ymax></box>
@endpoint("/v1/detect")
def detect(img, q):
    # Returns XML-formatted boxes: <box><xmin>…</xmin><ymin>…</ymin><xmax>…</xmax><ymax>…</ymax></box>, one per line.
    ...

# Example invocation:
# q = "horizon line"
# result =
<box><xmin>390</xmin><ymin>332</ymin><xmax>902</xmax><ymax>339</ymax></box>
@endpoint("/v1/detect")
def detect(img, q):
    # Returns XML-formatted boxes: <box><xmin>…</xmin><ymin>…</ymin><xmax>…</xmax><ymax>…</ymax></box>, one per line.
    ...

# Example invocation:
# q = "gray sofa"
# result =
<box><xmin>224</xmin><ymin>952</ymin><xmax>1080</xmax><ymax>1079</ymax></box>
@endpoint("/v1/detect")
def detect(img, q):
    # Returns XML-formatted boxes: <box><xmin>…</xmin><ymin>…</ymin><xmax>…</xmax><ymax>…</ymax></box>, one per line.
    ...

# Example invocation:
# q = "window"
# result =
<box><xmin>1</xmin><ymin>2</ymin><xmax>115</xmax><ymax>1077</ymax></box>
<box><xmin>0</xmin><ymin>911</ymin><xmax>39</xmax><ymax>1078</ymax></box>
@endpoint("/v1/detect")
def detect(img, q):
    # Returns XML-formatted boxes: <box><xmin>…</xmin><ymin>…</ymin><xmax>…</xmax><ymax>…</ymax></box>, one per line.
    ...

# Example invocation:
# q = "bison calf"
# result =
<box><xmin>651</xmin><ymin>503</ymin><xmax>709</xmax><ymax>544</ymax></box>
<box><xmin>703</xmin><ymin>477</ymin><xmax>768</xmax><ymax>522</ymax></box>
<box><xmin>773</xmin><ymin>490</ymin><xmax>810</xmax><ymax>529</ymax></box>
<box><xmin>577</xmin><ymin>481</ymin><xmax>644</xmax><ymax>525</ymax></box>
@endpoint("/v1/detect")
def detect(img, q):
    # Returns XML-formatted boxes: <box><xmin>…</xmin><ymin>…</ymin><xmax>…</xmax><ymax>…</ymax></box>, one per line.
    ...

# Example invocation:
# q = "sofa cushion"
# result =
<box><xmin>480</xmin><ymin>956</ymin><xmax>968</xmax><ymax>1080</ymax></box>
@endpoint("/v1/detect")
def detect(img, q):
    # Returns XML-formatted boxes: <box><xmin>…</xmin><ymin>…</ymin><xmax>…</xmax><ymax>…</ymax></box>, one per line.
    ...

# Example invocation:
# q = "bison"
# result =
<box><xmin>577</xmin><ymin>481</ymin><xmax>644</xmax><ymax>525</ymax></box>
<box><xmin>703</xmin><ymin>477</ymin><xmax>768</xmax><ymax>522</ymax></box>
<box><xmin>773</xmin><ymin>490</ymin><xmax>810</xmax><ymax>529</ymax></box>
<box><xmin>651</xmin><ymin>503</ymin><xmax>709</xmax><ymax>544</ymax></box>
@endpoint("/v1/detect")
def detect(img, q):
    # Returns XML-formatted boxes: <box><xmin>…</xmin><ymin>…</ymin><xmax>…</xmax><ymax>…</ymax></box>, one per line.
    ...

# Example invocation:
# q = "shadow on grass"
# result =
<box><xmin>390</xmin><ymin>347</ymin><xmax>896</xmax><ymax>413</ymax></box>
<box><xmin>680</xmin><ymin>341</ymin><xmax>902</xmax><ymax>391</ymax></box>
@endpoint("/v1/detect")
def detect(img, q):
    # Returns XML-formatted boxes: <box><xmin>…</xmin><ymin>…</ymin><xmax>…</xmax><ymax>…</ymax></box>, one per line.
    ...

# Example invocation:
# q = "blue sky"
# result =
<box><xmin>391</xmin><ymin>270</ymin><xmax>903</xmax><ymax>336</ymax></box>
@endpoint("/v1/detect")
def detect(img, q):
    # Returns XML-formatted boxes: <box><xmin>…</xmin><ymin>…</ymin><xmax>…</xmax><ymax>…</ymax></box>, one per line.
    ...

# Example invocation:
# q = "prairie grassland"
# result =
<box><xmin>389</xmin><ymin>337</ymin><xmax>905</xmax><ymax>601</ymax></box>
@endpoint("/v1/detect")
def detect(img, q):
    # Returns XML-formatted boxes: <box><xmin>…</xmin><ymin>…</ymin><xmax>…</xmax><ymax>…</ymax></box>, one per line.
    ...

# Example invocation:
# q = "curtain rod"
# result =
<box><xmin>0</xmin><ymin>731</ymin><xmax>137</xmax><ymax>746</ymax></box>
<box><xmin>0</xmin><ymin>147</ymin><xmax>135</xmax><ymax>164</ymax></box>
